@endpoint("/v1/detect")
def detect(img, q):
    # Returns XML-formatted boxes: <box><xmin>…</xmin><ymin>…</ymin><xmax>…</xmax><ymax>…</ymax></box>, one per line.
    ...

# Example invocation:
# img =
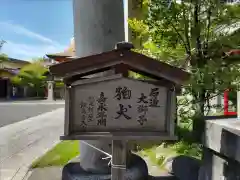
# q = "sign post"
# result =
<box><xmin>50</xmin><ymin>42</ymin><xmax>190</xmax><ymax>180</ymax></box>
<box><xmin>112</xmin><ymin>140</ymin><xmax>127</xmax><ymax>180</ymax></box>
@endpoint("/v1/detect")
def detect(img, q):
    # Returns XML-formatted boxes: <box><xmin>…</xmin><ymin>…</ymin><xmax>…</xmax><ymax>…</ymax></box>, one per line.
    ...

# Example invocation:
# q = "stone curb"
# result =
<box><xmin>12</xmin><ymin>140</ymin><xmax>61</xmax><ymax>180</ymax></box>
<box><xmin>0</xmin><ymin>108</ymin><xmax>64</xmax><ymax>180</ymax></box>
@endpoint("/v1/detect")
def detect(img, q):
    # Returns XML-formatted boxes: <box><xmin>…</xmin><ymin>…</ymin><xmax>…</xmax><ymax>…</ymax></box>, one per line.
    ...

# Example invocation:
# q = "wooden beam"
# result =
<box><xmin>111</xmin><ymin>140</ymin><xmax>127</xmax><ymax>180</ymax></box>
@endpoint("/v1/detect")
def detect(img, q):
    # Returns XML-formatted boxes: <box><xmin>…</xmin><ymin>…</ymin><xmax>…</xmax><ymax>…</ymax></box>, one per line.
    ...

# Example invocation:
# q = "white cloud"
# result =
<box><xmin>0</xmin><ymin>21</ymin><xmax>59</xmax><ymax>45</ymax></box>
<box><xmin>2</xmin><ymin>40</ymin><xmax>66</xmax><ymax>61</ymax></box>
<box><xmin>0</xmin><ymin>21</ymin><xmax>67</xmax><ymax>60</ymax></box>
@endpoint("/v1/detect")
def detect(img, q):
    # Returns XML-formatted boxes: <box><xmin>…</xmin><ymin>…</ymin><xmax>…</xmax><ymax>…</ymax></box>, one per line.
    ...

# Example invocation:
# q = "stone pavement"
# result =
<box><xmin>0</xmin><ymin>100</ymin><xmax>64</xmax><ymax>128</ymax></box>
<box><xmin>0</xmin><ymin>108</ymin><xmax>64</xmax><ymax>180</ymax></box>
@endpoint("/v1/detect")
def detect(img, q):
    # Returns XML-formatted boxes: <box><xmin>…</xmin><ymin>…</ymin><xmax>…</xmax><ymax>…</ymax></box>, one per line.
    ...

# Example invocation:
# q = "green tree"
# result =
<box><xmin>129</xmin><ymin>0</ymin><xmax>240</xmax><ymax>140</ymax></box>
<box><xmin>0</xmin><ymin>53</ymin><xmax>8</xmax><ymax>63</ymax></box>
<box><xmin>11</xmin><ymin>60</ymin><xmax>48</xmax><ymax>97</ymax></box>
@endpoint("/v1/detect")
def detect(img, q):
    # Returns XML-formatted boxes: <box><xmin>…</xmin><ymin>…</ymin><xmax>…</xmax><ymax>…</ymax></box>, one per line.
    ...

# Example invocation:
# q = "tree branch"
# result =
<box><xmin>165</xmin><ymin>14</ymin><xmax>191</xmax><ymax>58</ymax></box>
<box><xmin>182</xmin><ymin>1</ymin><xmax>191</xmax><ymax>56</ymax></box>
<box><xmin>194</xmin><ymin>0</ymin><xmax>203</xmax><ymax>66</ymax></box>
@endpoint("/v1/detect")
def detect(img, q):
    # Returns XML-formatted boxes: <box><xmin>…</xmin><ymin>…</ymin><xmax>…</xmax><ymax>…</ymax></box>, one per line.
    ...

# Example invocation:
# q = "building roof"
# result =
<box><xmin>0</xmin><ymin>68</ymin><xmax>20</xmax><ymax>79</ymax></box>
<box><xmin>46</xmin><ymin>38</ymin><xmax>75</xmax><ymax>59</ymax></box>
<box><xmin>8</xmin><ymin>58</ymin><xmax>30</xmax><ymax>65</ymax></box>
<box><xmin>2</xmin><ymin>68</ymin><xmax>20</xmax><ymax>75</ymax></box>
<box><xmin>50</xmin><ymin>48</ymin><xmax>190</xmax><ymax>85</ymax></box>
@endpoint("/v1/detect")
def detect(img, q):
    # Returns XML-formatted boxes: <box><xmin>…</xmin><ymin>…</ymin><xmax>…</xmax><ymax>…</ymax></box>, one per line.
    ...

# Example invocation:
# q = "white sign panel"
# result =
<box><xmin>68</xmin><ymin>76</ymin><xmax>171</xmax><ymax>134</ymax></box>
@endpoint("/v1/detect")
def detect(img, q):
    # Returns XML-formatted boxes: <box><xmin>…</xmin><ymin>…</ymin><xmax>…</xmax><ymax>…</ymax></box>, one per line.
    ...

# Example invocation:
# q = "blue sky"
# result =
<box><xmin>0</xmin><ymin>0</ymin><xmax>74</xmax><ymax>60</ymax></box>
<box><xmin>0</xmin><ymin>0</ymin><xmax>128</xmax><ymax>61</ymax></box>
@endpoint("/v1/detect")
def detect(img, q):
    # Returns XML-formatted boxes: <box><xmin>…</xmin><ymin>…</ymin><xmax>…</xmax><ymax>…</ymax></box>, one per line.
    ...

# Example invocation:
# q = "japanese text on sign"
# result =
<box><xmin>77</xmin><ymin>84</ymin><xmax>163</xmax><ymax>128</ymax></box>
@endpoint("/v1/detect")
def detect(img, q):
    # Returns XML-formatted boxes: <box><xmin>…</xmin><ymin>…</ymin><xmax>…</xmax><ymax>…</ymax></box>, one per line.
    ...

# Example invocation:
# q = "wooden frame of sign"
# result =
<box><xmin>50</xmin><ymin>44</ymin><xmax>190</xmax><ymax>180</ymax></box>
<box><xmin>50</xmin><ymin>48</ymin><xmax>189</xmax><ymax>140</ymax></box>
<box><xmin>61</xmin><ymin>73</ymin><xmax>177</xmax><ymax>140</ymax></box>
<box><xmin>49</xmin><ymin>45</ymin><xmax>190</xmax><ymax>141</ymax></box>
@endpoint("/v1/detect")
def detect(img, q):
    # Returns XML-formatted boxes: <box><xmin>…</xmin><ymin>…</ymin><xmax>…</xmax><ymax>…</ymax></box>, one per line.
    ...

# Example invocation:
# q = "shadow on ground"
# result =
<box><xmin>149</xmin><ymin>175</ymin><xmax>177</xmax><ymax>180</ymax></box>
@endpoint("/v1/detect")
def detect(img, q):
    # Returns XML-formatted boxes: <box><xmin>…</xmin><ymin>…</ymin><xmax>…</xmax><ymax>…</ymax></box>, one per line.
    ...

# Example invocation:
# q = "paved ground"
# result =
<box><xmin>0</xmin><ymin>100</ymin><xmax>64</xmax><ymax>127</ymax></box>
<box><xmin>0</xmin><ymin>108</ymin><xmax>64</xmax><ymax>180</ymax></box>
<box><xmin>26</xmin><ymin>167</ymin><xmax>176</xmax><ymax>180</ymax></box>
<box><xmin>0</xmin><ymin>100</ymin><xmax>175</xmax><ymax>180</ymax></box>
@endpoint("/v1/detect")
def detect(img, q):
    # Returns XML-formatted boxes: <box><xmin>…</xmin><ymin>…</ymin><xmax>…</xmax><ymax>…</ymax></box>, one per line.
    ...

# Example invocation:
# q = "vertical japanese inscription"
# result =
<box><xmin>87</xmin><ymin>96</ymin><xmax>94</xmax><ymax>122</ymax></box>
<box><xmin>115</xmin><ymin>86</ymin><xmax>131</xmax><ymax>100</ymax></box>
<box><xmin>114</xmin><ymin>86</ymin><xmax>132</xmax><ymax>120</ymax></box>
<box><xmin>115</xmin><ymin>104</ymin><xmax>132</xmax><ymax>120</ymax></box>
<box><xmin>137</xmin><ymin>93</ymin><xmax>148</xmax><ymax>125</ymax></box>
<box><xmin>79</xmin><ymin>101</ymin><xmax>87</xmax><ymax>128</ymax></box>
<box><xmin>96</xmin><ymin>92</ymin><xmax>108</xmax><ymax>126</ymax></box>
<box><xmin>149</xmin><ymin>88</ymin><xmax>160</xmax><ymax>107</ymax></box>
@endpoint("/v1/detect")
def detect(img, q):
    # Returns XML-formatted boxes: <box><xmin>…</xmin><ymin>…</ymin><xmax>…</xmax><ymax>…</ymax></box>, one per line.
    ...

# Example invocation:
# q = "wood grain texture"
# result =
<box><xmin>60</xmin><ymin>132</ymin><xmax>178</xmax><ymax>140</ymax></box>
<box><xmin>111</xmin><ymin>140</ymin><xmax>127</xmax><ymax>180</ymax></box>
<box><xmin>165</xmin><ymin>90</ymin><xmax>176</xmax><ymax>137</ymax></box>
<box><xmin>70</xmin><ymin>76</ymin><xmax>168</xmax><ymax>132</ymax></box>
<box><xmin>49</xmin><ymin>49</ymin><xmax>190</xmax><ymax>85</ymax></box>
<box><xmin>64</xmin><ymin>85</ymin><xmax>70</xmax><ymax>136</ymax></box>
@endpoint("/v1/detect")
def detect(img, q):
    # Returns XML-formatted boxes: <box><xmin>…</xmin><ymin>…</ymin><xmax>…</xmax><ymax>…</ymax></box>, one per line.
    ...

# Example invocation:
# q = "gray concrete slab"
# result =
<box><xmin>25</xmin><ymin>167</ymin><xmax>62</xmax><ymax>180</ymax></box>
<box><xmin>0</xmin><ymin>101</ymin><xmax>64</xmax><ymax>127</ymax></box>
<box><xmin>204</xmin><ymin>118</ymin><xmax>240</xmax><ymax>163</ymax></box>
<box><xmin>0</xmin><ymin>108</ymin><xmax>64</xmax><ymax>180</ymax></box>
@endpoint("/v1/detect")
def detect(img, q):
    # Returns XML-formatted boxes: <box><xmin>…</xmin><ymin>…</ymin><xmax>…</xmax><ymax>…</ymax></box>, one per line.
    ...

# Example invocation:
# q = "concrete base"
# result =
<box><xmin>202</xmin><ymin>118</ymin><xmax>240</xmax><ymax>180</ymax></box>
<box><xmin>204</xmin><ymin>118</ymin><xmax>240</xmax><ymax>163</ymax></box>
<box><xmin>199</xmin><ymin>148</ymin><xmax>240</xmax><ymax>180</ymax></box>
<box><xmin>26</xmin><ymin>166</ymin><xmax>176</xmax><ymax>180</ymax></box>
<box><xmin>62</xmin><ymin>153</ymin><xmax>148</xmax><ymax>180</ymax></box>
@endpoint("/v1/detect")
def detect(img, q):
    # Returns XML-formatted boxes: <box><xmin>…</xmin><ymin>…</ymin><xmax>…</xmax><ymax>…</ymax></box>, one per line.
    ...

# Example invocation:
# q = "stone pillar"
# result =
<box><xmin>71</xmin><ymin>2</ymin><xmax>148</xmax><ymax>179</ymax></box>
<box><xmin>23</xmin><ymin>86</ymin><xmax>28</xmax><ymax>97</ymax></box>
<box><xmin>73</xmin><ymin>0</ymin><xmax>125</xmax><ymax>57</ymax></box>
<box><xmin>73</xmin><ymin>0</ymin><xmax>125</xmax><ymax>173</ymax></box>
<box><xmin>47</xmin><ymin>81</ymin><xmax>54</xmax><ymax>101</ymax></box>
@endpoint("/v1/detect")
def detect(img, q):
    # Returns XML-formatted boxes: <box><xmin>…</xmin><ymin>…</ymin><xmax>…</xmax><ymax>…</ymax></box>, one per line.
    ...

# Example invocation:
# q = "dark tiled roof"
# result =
<box><xmin>50</xmin><ymin>49</ymin><xmax>190</xmax><ymax>85</ymax></box>
<box><xmin>46</xmin><ymin>38</ymin><xmax>75</xmax><ymax>58</ymax></box>
<box><xmin>0</xmin><ymin>68</ymin><xmax>20</xmax><ymax>75</ymax></box>
<box><xmin>8</xmin><ymin>58</ymin><xmax>30</xmax><ymax>64</ymax></box>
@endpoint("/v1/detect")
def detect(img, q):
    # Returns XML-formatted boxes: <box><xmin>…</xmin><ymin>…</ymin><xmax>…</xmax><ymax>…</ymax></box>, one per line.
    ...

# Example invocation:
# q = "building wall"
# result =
<box><xmin>0</xmin><ymin>60</ymin><xmax>28</xmax><ymax>69</ymax></box>
<box><xmin>0</xmin><ymin>71</ymin><xmax>14</xmax><ymax>79</ymax></box>
<box><xmin>0</xmin><ymin>59</ymin><xmax>29</xmax><ymax>99</ymax></box>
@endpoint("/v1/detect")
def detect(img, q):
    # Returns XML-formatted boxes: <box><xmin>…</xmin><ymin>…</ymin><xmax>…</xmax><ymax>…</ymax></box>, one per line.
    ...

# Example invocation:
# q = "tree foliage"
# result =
<box><xmin>0</xmin><ymin>53</ymin><xmax>8</xmax><ymax>62</ymax></box>
<box><xmin>129</xmin><ymin>0</ymin><xmax>240</xmax><ymax>140</ymax></box>
<box><xmin>11</xmin><ymin>59</ymin><xmax>48</xmax><ymax>96</ymax></box>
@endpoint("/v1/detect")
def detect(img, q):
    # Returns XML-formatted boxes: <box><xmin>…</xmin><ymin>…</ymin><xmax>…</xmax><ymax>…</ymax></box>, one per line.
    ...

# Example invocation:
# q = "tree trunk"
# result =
<box><xmin>192</xmin><ymin>89</ymin><xmax>205</xmax><ymax>142</ymax></box>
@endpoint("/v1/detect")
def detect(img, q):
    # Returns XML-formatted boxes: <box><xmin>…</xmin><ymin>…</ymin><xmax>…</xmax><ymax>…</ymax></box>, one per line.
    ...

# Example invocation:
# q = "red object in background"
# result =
<box><xmin>227</xmin><ymin>49</ymin><xmax>240</xmax><ymax>56</ymax></box>
<box><xmin>224</xmin><ymin>89</ymin><xmax>237</xmax><ymax>116</ymax></box>
<box><xmin>223</xmin><ymin>49</ymin><xmax>240</xmax><ymax>116</ymax></box>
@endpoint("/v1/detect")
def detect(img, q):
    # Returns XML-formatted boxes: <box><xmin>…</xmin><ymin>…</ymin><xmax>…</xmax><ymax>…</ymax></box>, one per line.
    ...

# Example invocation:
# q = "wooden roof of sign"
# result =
<box><xmin>49</xmin><ymin>47</ymin><xmax>190</xmax><ymax>85</ymax></box>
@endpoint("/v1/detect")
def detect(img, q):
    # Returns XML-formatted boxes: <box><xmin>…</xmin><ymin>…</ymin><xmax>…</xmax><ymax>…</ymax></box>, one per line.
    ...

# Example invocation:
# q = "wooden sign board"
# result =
<box><xmin>62</xmin><ymin>74</ymin><xmax>176</xmax><ymax>140</ymax></box>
